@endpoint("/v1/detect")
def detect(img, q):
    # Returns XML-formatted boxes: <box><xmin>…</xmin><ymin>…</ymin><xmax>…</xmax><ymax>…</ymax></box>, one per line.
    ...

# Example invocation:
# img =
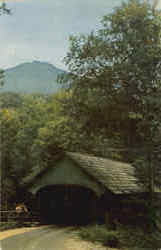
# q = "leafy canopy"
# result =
<box><xmin>58</xmin><ymin>0</ymin><xmax>161</xmax><ymax>188</ymax></box>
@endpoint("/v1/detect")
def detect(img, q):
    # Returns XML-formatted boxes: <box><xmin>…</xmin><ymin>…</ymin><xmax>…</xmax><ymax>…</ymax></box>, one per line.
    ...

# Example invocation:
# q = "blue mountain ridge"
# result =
<box><xmin>1</xmin><ymin>61</ymin><xmax>65</xmax><ymax>94</ymax></box>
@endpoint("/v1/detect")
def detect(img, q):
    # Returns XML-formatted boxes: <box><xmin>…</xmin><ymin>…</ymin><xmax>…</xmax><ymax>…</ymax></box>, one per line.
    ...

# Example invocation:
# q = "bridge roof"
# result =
<box><xmin>22</xmin><ymin>151</ymin><xmax>145</xmax><ymax>194</ymax></box>
<box><xmin>66</xmin><ymin>152</ymin><xmax>144</xmax><ymax>194</ymax></box>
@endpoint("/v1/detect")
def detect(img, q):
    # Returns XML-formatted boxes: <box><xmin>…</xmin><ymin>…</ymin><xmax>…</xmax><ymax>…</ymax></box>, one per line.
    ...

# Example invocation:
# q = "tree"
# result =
<box><xmin>0</xmin><ymin>2</ymin><xmax>10</xmax><ymax>86</ymax></box>
<box><xmin>59</xmin><ymin>0</ymin><xmax>161</xmax><ymax>191</ymax></box>
<box><xmin>0</xmin><ymin>93</ymin><xmax>50</xmax><ymax>209</ymax></box>
<box><xmin>0</xmin><ymin>2</ymin><xmax>10</xmax><ymax>15</ymax></box>
<box><xmin>0</xmin><ymin>2</ymin><xmax>11</xmax><ymax>212</ymax></box>
<box><xmin>0</xmin><ymin>92</ymin><xmax>23</xmax><ymax>108</ymax></box>
<box><xmin>0</xmin><ymin>69</ymin><xmax>4</xmax><ymax>86</ymax></box>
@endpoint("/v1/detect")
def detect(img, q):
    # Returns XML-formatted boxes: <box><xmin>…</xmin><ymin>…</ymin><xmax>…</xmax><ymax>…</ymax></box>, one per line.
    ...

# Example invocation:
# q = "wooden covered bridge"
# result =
<box><xmin>22</xmin><ymin>152</ymin><xmax>145</xmax><ymax>226</ymax></box>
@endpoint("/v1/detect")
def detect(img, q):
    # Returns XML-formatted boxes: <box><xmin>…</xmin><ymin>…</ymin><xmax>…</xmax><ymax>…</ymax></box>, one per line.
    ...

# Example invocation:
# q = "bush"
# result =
<box><xmin>77</xmin><ymin>223</ymin><xmax>161</xmax><ymax>249</ymax></box>
<box><xmin>0</xmin><ymin>216</ymin><xmax>27</xmax><ymax>231</ymax></box>
<box><xmin>0</xmin><ymin>221</ymin><xmax>21</xmax><ymax>231</ymax></box>
<box><xmin>116</xmin><ymin>223</ymin><xmax>161</xmax><ymax>249</ymax></box>
<box><xmin>77</xmin><ymin>224</ymin><xmax>119</xmax><ymax>248</ymax></box>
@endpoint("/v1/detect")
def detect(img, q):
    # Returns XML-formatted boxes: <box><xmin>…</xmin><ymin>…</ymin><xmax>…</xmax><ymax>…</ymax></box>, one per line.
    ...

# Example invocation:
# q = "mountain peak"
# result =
<box><xmin>2</xmin><ymin>61</ymin><xmax>65</xmax><ymax>94</ymax></box>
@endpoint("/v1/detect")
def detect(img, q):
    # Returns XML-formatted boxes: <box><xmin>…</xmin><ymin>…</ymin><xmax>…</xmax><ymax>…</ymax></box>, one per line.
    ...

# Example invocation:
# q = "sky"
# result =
<box><xmin>0</xmin><ymin>0</ymin><xmax>160</xmax><ymax>70</ymax></box>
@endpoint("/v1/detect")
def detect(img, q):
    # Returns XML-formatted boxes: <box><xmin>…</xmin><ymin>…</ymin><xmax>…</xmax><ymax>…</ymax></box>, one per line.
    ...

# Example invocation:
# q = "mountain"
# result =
<box><xmin>1</xmin><ymin>61</ymin><xmax>65</xmax><ymax>94</ymax></box>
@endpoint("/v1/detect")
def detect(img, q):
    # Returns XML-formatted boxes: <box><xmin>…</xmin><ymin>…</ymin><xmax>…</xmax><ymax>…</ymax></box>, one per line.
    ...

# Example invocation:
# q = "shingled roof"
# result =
<box><xmin>22</xmin><ymin>151</ymin><xmax>145</xmax><ymax>194</ymax></box>
<box><xmin>66</xmin><ymin>152</ymin><xmax>144</xmax><ymax>194</ymax></box>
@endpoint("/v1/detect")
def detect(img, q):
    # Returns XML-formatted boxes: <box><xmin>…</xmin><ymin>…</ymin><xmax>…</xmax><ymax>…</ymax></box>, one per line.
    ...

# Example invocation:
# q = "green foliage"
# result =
<box><xmin>0</xmin><ymin>221</ymin><xmax>21</xmax><ymax>232</ymax></box>
<box><xmin>0</xmin><ymin>93</ymin><xmax>49</xmax><ymax>208</ymax></box>
<box><xmin>77</xmin><ymin>223</ymin><xmax>161</xmax><ymax>249</ymax></box>
<box><xmin>77</xmin><ymin>224</ymin><xmax>119</xmax><ymax>248</ymax></box>
<box><xmin>0</xmin><ymin>69</ymin><xmax>4</xmax><ymax>86</ymax></box>
<box><xmin>58</xmin><ymin>0</ymin><xmax>161</xmax><ymax>187</ymax></box>
<box><xmin>0</xmin><ymin>92</ymin><xmax>23</xmax><ymax>108</ymax></box>
<box><xmin>116</xmin><ymin>223</ymin><xmax>161</xmax><ymax>249</ymax></box>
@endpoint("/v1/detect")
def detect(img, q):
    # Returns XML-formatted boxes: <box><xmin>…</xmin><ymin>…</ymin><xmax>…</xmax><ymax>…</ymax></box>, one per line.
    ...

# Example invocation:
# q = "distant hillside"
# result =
<box><xmin>1</xmin><ymin>61</ymin><xmax>65</xmax><ymax>94</ymax></box>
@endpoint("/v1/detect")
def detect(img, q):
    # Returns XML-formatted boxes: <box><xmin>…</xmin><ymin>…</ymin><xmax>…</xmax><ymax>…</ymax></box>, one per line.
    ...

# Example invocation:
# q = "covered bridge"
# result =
<box><xmin>22</xmin><ymin>152</ymin><xmax>145</xmax><ymax>225</ymax></box>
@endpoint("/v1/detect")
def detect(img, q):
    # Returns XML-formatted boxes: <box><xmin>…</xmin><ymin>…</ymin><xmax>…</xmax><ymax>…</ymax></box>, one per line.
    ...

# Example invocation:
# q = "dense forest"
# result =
<box><xmin>1</xmin><ymin>0</ymin><xmax>161</xmax><ymax>225</ymax></box>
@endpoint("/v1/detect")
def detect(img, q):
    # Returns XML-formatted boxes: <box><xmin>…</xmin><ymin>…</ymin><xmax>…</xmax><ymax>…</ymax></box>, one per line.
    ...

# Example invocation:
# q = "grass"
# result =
<box><xmin>0</xmin><ymin>221</ymin><xmax>22</xmax><ymax>231</ymax></box>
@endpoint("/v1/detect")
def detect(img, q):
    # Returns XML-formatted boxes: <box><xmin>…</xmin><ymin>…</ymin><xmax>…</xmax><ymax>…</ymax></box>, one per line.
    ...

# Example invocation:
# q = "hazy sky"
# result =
<box><xmin>0</xmin><ymin>0</ymin><xmax>160</xmax><ymax>70</ymax></box>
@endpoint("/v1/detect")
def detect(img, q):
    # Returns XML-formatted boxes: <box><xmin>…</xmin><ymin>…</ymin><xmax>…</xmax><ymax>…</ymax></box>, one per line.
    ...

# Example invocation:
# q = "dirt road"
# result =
<box><xmin>0</xmin><ymin>226</ymin><xmax>112</xmax><ymax>250</ymax></box>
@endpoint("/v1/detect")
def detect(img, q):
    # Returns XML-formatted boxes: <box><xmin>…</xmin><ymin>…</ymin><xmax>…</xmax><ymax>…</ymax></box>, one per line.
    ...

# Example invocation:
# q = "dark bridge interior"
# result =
<box><xmin>36</xmin><ymin>184</ymin><xmax>96</xmax><ymax>225</ymax></box>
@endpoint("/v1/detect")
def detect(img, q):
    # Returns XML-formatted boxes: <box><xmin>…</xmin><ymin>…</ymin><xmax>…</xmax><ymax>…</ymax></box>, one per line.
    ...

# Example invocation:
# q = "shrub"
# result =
<box><xmin>77</xmin><ymin>224</ymin><xmax>119</xmax><ymax>248</ymax></box>
<box><xmin>0</xmin><ymin>221</ymin><xmax>21</xmax><ymax>231</ymax></box>
<box><xmin>116</xmin><ymin>223</ymin><xmax>161</xmax><ymax>249</ymax></box>
<box><xmin>77</xmin><ymin>223</ymin><xmax>161</xmax><ymax>249</ymax></box>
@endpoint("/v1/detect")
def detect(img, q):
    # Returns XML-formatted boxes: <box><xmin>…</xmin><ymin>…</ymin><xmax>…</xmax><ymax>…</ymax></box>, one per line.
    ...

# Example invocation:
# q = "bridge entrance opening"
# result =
<box><xmin>36</xmin><ymin>185</ymin><xmax>96</xmax><ymax>225</ymax></box>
